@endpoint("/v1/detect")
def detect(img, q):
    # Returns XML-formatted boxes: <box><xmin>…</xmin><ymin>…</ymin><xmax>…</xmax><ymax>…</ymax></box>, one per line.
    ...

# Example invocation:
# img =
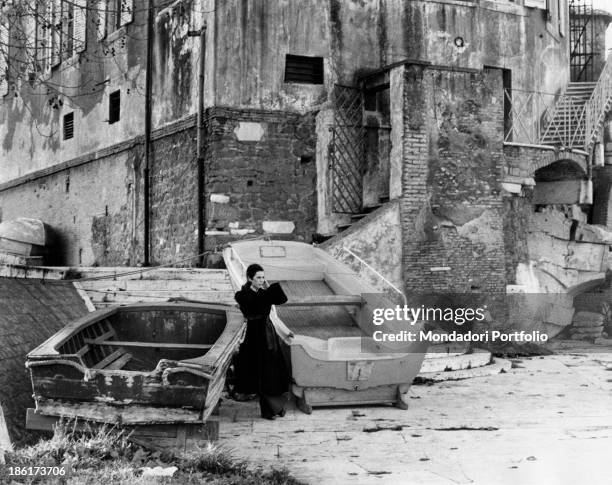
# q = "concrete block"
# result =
<box><xmin>210</xmin><ymin>194</ymin><xmax>230</xmax><ymax>204</ymax></box>
<box><xmin>234</xmin><ymin>122</ymin><xmax>265</xmax><ymax>141</ymax></box>
<box><xmin>262</xmin><ymin>221</ymin><xmax>295</xmax><ymax>234</ymax></box>
<box><xmin>229</xmin><ymin>228</ymin><xmax>255</xmax><ymax>236</ymax></box>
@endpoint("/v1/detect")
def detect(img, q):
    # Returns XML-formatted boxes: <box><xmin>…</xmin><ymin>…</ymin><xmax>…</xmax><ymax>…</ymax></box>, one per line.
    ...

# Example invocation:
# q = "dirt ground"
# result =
<box><xmin>217</xmin><ymin>342</ymin><xmax>612</xmax><ymax>485</ymax></box>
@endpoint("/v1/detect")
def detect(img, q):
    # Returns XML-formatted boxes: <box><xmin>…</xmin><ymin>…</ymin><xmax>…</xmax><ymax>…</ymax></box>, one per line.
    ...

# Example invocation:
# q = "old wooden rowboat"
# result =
<box><xmin>26</xmin><ymin>303</ymin><xmax>244</xmax><ymax>425</ymax></box>
<box><xmin>223</xmin><ymin>240</ymin><xmax>427</xmax><ymax>413</ymax></box>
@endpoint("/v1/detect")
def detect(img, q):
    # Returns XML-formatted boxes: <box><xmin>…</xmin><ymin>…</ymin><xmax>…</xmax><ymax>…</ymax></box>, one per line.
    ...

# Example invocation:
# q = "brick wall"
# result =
<box><xmin>400</xmin><ymin>66</ymin><xmax>507</xmax><ymax>294</ymax></box>
<box><xmin>504</xmin><ymin>145</ymin><xmax>587</xmax><ymax>179</ymax></box>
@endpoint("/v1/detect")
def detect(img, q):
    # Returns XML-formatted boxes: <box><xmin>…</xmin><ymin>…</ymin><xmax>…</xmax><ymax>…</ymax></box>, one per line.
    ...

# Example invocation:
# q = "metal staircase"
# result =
<box><xmin>540</xmin><ymin>53</ymin><xmax>612</xmax><ymax>153</ymax></box>
<box><xmin>539</xmin><ymin>82</ymin><xmax>595</xmax><ymax>148</ymax></box>
<box><xmin>505</xmin><ymin>53</ymin><xmax>612</xmax><ymax>152</ymax></box>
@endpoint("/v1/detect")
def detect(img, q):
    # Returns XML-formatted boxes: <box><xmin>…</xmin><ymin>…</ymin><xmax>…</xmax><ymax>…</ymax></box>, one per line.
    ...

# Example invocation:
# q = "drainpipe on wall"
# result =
<box><xmin>143</xmin><ymin>0</ymin><xmax>154</xmax><ymax>266</ymax></box>
<box><xmin>196</xmin><ymin>24</ymin><xmax>207</xmax><ymax>267</ymax></box>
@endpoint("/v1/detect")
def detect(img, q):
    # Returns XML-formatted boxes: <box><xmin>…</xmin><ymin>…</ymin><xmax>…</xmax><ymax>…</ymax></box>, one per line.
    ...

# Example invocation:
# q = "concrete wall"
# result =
<box><xmin>322</xmin><ymin>200</ymin><xmax>402</xmax><ymax>291</ymax></box>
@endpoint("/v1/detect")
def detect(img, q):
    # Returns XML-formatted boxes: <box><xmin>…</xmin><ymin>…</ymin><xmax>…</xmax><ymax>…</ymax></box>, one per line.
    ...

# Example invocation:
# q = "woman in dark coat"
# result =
<box><xmin>233</xmin><ymin>263</ymin><xmax>290</xmax><ymax>419</ymax></box>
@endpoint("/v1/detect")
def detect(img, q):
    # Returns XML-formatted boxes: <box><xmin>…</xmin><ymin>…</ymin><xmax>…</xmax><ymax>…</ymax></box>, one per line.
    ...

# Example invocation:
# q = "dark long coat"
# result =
<box><xmin>234</xmin><ymin>281</ymin><xmax>290</xmax><ymax>417</ymax></box>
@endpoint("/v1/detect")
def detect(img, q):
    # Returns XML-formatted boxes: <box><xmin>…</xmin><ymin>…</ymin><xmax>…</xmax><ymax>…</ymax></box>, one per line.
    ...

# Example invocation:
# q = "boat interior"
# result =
<box><xmin>226</xmin><ymin>241</ymin><xmax>374</xmax><ymax>340</ymax></box>
<box><xmin>56</xmin><ymin>307</ymin><xmax>227</xmax><ymax>372</ymax></box>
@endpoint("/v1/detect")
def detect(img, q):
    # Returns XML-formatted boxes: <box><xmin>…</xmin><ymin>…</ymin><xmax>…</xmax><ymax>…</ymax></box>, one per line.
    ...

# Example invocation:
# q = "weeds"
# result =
<box><xmin>0</xmin><ymin>420</ymin><xmax>303</xmax><ymax>484</ymax></box>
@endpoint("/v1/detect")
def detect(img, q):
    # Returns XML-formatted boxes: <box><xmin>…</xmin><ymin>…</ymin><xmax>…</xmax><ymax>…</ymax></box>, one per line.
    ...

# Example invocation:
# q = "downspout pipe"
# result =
<box><xmin>143</xmin><ymin>0</ymin><xmax>154</xmax><ymax>266</ymax></box>
<box><xmin>196</xmin><ymin>24</ymin><xmax>207</xmax><ymax>267</ymax></box>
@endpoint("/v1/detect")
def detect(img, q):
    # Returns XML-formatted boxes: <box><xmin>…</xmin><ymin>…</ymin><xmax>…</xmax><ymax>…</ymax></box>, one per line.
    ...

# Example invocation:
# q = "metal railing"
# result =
<box><xmin>333</xmin><ymin>246</ymin><xmax>407</xmax><ymax>306</ymax></box>
<box><xmin>505</xmin><ymin>52</ymin><xmax>612</xmax><ymax>153</ymax></box>
<box><xmin>584</xmin><ymin>51</ymin><xmax>612</xmax><ymax>151</ymax></box>
<box><xmin>504</xmin><ymin>88</ymin><xmax>587</xmax><ymax>148</ymax></box>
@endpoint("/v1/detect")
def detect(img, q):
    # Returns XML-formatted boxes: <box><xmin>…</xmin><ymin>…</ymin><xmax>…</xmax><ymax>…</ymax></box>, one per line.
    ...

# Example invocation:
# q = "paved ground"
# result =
<box><xmin>217</xmin><ymin>343</ymin><xmax>612</xmax><ymax>485</ymax></box>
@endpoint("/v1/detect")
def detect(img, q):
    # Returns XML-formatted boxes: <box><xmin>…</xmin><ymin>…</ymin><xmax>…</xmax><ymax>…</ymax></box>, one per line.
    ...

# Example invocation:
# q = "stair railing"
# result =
<box><xmin>504</xmin><ymin>88</ymin><xmax>586</xmax><ymax>147</ymax></box>
<box><xmin>584</xmin><ymin>51</ymin><xmax>612</xmax><ymax>152</ymax></box>
<box><xmin>334</xmin><ymin>246</ymin><xmax>407</xmax><ymax>306</ymax></box>
<box><xmin>541</xmin><ymin>94</ymin><xmax>587</xmax><ymax>148</ymax></box>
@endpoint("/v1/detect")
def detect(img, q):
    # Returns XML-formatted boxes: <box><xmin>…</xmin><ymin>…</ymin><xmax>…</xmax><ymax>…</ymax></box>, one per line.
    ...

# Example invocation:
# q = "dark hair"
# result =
<box><xmin>246</xmin><ymin>263</ymin><xmax>264</xmax><ymax>280</ymax></box>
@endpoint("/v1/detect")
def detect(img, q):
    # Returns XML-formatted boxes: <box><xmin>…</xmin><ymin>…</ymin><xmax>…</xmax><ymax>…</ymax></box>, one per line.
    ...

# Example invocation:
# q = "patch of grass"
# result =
<box><xmin>0</xmin><ymin>420</ymin><xmax>304</xmax><ymax>485</ymax></box>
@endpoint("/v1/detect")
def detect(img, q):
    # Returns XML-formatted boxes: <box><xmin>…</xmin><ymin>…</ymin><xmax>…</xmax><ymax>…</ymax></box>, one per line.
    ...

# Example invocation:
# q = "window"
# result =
<box><xmin>63</xmin><ymin>112</ymin><xmax>74</xmax><ymax>140</ymax></box>
<box><xmin>99</xmin><ymin>0</ymin><xmax>133</xmax><ymax>38</ymax></box>
<box><xmin>109</xmin><ymin>90</ymin><xmax>120</xmax><ymax>123</ymax></box>
<box><xmin>284</xmin><ymin>54</ymin><xmax>324</xmax><ymax>84</ymax></box>
<box><xmin>44</xmin><ymin>0</ymin><xmax>86</xmax><ymax>69</ymax></box>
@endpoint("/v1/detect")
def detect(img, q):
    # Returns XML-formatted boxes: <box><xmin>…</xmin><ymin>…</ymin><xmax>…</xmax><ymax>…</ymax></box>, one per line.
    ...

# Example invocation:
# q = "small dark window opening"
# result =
<box><xmin>63</xmin><ymin>112</ymin><xmax>74</xmax><ymax>140</ymax></box>
<box><xmin>284</xmin><ymin>54</ymin><xmax>324</xmax><ymax>84</ymax></box>
<box><xmin>364</xmin><ymin>91</ymin><xmax>377</xmax><ymax>111</ymax></box>
<box><xmin>109</xmin><ymin>90</ymin><xmax>120</xmax><ymax>124</ymax></box>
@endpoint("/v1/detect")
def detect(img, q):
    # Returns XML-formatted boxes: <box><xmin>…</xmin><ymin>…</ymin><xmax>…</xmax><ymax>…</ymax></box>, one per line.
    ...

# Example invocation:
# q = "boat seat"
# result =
<box><xmin>92</xmin><ymin>348</ymin><xmax>133</xmax><ymax>370</ymax></box>
<box><xmin>84</xmin><ymin>339</ymin><xmax>214</xmax><ymax>350</ymax></box>
<box><xmin>284</xmin><ymin>295</ymin><xmax>363</xmax><ymax>307</ymax></box>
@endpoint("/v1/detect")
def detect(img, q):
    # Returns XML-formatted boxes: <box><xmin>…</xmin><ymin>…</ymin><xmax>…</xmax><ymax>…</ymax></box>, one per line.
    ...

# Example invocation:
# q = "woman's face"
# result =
<box><xmin>250</xmin><ymin>270</ymin><xmax>266</xmax><ymax>289</ymax></box>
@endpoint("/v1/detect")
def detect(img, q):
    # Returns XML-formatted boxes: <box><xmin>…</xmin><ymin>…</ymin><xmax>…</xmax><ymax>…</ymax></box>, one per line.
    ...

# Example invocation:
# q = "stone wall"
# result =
<box><xmin>204</xmin><ymin>107</ymin><xmax>318</xmax><ymax>245</ymax></box>
<box><xmin>400</xmin><ymin>65</ymin><xmax>506</xmax><ymax>294</ymax></box>
<box><xmin>150</xmin><ymin>127</ymin><xmax>199</xmax><ymax>265</ymax></box>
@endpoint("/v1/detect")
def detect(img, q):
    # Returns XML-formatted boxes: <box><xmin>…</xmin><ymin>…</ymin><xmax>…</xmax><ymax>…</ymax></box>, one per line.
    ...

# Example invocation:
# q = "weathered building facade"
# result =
<box><xmin>2</xmin><ymin>0</ymin><xmax>612</xmax><ymax>333</ymax></box>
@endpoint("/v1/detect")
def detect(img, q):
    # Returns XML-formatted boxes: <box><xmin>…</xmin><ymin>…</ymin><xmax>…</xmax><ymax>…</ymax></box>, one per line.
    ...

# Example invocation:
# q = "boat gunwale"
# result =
<box><xmin>26</xmin><ymin>302</ymin><xmax>245</xmax><ymax>377</ymax></box>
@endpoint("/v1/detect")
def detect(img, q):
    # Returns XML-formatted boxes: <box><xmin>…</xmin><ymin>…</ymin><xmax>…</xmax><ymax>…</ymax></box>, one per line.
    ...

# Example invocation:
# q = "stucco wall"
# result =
<box><xmin>0</xmin><ymin>0</ymin><xmax>201</xmax><ymax>185</ymax></box>
<box><xmin>210</xmin><ymin>0</ymin><xmax>569</xmax><ymax>112</ymax></box>
<box><xmin>322</xmin><ymin>200</ymin><xmax>403</xmax><ymax>292</ymax></box>
<box><xmin>0</xmin><ymin>146</ymin><xmax>143</xmax><ymax>266</ymax></box>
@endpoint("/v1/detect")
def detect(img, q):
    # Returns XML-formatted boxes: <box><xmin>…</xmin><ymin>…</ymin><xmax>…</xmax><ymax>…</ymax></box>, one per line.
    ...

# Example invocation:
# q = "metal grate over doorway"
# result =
<box><xmin>330</xmin><ymin>85</ymin><xmax>365</xmax><ymax>214</ymax></box>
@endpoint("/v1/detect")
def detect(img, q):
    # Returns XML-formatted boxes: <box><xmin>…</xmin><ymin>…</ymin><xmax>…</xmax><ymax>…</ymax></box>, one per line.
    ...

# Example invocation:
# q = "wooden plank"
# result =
<box><xmin>36</xmin><ymin>400</ymin><xmax>204</xmax><ymax>424</ymax></box>
<box><xmin>86</xmin><ymin>291</ymin><xmax>234</xmax><ymax>304</ymax></box>
<box><xmin>27</xmin><ymin>409</ymin><xmax>219</xmax><ymax>447</ymax></box>
<box><xmin>26</xmin><ymin>408</ymin><xmax>60</xmax><ymax>432</ymax></box>
<box><xmin>85</xmin><ymin>339</ymin><xmax>214</xmax><ymax>350</ymax></box>
<box><xmin>80</xmin><ymin>279</ymin><xmax>233</xmax><ymax>292</ymax></box>
<box><xmin>303</xmin><ymin>384</ymin><xmax>398</xmax><ymax>407</ymax></box>
<box><xmin>104</xmin><ymin>352</ymin><xmax>132</xmax><ymax>370</ymax></box>
<box><xmin>284</xmin><ymin>295</ymin><xmax>363</xmax><ymax>307</ymax></box>
<box><xmin>92</xmin><ymin>349</ymin><xmax>126</xmax><ymax>369</ymax></box>
<box><xmin>73</xmin><ymin>281</ymin><xmax>97</xmax><ymax>312</ymax></box>
<box><xmin>75</xmin><ymin>344</ymin><xmax>90</xmax><ymax>357</ymax></box>
<box><xmin>87</xmin><ymin>329</ymin><xmax>116</xmax><ymax>344</ymax></box>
